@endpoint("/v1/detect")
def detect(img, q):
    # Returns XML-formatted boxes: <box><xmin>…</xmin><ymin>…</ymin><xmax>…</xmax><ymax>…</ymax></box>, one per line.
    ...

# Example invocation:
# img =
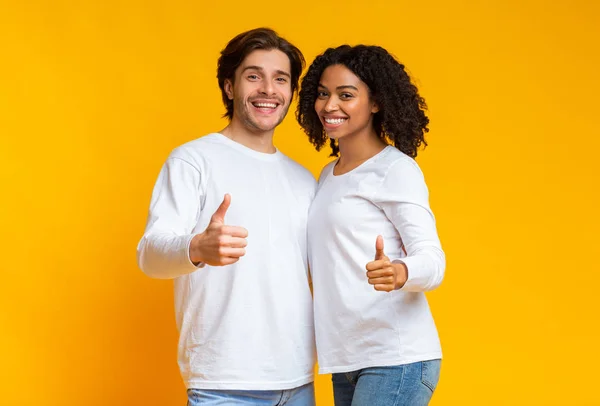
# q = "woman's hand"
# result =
<box><xmin>365</xmin><ymin>235</ymin><xmax>408</xmax><ymax>292</ymax></box>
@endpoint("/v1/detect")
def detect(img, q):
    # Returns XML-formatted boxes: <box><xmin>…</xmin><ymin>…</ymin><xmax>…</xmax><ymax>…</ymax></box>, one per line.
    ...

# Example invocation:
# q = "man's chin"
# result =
<box><xmin>249</xmin><ymin>118</ymin><xmax>284</xmax><ymax>133</ymax></box>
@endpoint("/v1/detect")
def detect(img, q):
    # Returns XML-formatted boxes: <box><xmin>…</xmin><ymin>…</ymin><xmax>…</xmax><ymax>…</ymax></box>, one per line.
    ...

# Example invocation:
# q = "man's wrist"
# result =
<box><xmin>189</xmin><ymin>233</ymin><xmax>205</xmax><ymax>265</ymax></box>
<box><xmin>393</xmin><ymin>262</ymin><xmax>408</xmax><ymax>290</ymax></box>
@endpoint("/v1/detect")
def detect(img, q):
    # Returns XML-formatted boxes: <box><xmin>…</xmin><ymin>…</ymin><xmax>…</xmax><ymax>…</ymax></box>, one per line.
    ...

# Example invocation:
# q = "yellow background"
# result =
<box><xmin>1</xmin><ymin>1</ymin><xmax>599</xmax><ymax>405</ymax></box>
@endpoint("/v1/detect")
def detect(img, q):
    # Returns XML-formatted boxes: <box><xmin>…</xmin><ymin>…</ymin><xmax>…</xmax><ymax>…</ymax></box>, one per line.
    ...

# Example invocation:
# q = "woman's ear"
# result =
<box><xmin>371</xmin><ymin>101</ymin><xmax>380</xmax><ymax>114</ymax></box>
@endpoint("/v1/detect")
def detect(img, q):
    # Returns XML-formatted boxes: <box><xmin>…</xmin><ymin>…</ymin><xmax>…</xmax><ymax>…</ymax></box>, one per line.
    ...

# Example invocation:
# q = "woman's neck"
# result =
<box><xmin>335</xmin><ymin>130</ymin><xmax>387</xmax><ymax>174</ymax></box>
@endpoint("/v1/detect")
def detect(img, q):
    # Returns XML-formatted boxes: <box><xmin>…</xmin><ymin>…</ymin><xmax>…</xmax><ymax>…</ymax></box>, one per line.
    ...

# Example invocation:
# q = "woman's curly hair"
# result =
<box><xmin>296</xmin><ymin>45</ymin><xmax>429</xmax><ymax>158</ymax></box>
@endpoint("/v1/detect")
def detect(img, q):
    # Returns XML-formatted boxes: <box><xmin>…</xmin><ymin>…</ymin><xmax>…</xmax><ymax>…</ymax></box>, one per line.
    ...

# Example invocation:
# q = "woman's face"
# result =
<box><xmin>314</xmin><ymin>64</ymin><xmax>379</xmax><ymax>141</ymax></box>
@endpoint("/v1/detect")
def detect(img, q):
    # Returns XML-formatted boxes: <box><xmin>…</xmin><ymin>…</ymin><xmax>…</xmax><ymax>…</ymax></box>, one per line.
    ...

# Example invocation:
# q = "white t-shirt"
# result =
<box><xmin>308</xmin><ymin>146</ymin><xmax>445</xmax><ymax>374</ymax></box>
<box><xmin>137</xmin><ymin>133</ymin><xmax>317</xmax><ymax>390</ymax></box>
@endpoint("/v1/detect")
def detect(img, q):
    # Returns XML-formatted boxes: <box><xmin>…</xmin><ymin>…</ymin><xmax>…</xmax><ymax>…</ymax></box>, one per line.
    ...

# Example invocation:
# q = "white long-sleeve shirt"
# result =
<box><xmin>137</xmin><ymin>133</ymin><xmax>317</xmax><ymax>390</ymax></box>
<box><xmin>307</xmin><ymin>146</ymin><xmax>445</xmax><ymax>374</ymax></box>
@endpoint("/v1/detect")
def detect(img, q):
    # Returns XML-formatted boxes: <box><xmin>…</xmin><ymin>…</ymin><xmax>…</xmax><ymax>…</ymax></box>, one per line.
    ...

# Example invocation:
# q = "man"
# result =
<box><xmin>137</xmin><ymin>28</ymin><xmax>316</xmax><ymax>405</ymax></box>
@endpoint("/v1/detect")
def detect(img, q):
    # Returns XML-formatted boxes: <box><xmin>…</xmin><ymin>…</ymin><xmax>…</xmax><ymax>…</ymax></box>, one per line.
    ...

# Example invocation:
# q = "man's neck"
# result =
<box><xmin>220</xmin><ymin>119</ymin><xmax>276</xmax><ymax>154</ymax></box>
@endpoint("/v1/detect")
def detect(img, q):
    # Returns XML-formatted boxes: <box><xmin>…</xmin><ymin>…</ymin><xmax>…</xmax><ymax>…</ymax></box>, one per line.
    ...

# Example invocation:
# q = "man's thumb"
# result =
<box><xmin>211</xmin><ymin>194</ymin><xmax>231</xmax><ymax>223</ymax></box>
<box><xmin>375</xmin><ymin>235</ymin><xmax>385</xmax><ymax>260</ymax></box>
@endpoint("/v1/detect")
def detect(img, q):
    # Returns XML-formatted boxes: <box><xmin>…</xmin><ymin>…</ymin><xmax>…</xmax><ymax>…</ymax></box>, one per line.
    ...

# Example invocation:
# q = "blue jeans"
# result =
<box><xmin>187</xmin><ymin>382</ymin><xmax>315</xmax><ymax>406</ymax></box>
<box><xmin>331</xmin><ymin>360</ymin><xmax>441</xmax><ymax>406</ymax></box>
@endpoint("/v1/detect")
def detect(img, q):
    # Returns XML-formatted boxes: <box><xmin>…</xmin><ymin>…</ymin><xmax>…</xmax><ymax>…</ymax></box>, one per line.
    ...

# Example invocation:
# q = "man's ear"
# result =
<box><xmin>224</xmin><ymin>79</ymin><xmax>234</xmax><ymax>100</ymax></box>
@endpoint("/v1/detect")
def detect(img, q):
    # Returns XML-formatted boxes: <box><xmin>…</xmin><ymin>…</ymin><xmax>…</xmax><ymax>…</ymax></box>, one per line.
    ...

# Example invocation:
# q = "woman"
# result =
<box><xmin>297</xmin><ymin>45</ymin><xmax>445</xmax><ymax>406</ymax></box>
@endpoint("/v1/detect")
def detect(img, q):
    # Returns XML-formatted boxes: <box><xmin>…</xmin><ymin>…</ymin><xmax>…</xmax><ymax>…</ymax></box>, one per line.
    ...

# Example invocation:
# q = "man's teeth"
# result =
<box><xmin>325</xmin><ymin>118</ymin><xmax>346</xmax><ymax>124</ymax></box>
<box><xmin>254</xmin><ymin>103</ymin><xmax>277</xmax><ymax>108</ymax></box>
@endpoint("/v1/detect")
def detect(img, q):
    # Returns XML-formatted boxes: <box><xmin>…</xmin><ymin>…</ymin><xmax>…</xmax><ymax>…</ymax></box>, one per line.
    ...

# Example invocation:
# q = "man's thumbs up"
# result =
<box><xmin>375</xmin><ymin>235</ymin><xmax>386</xmax><ymax>260</ymax></box>
<box><xmin>366</xmin><ymin>235</ymin><xmax>407</xmax><ymax>292</ymax></box>
<box><xmin>189</xmin><ymin>194</ymin><xmax>248</xmax><ymax>267</ymax></box>
<box><xmin>210</xmin><ymin>193</ymin><xmax>231</xmax><ymax>224</ymax></box>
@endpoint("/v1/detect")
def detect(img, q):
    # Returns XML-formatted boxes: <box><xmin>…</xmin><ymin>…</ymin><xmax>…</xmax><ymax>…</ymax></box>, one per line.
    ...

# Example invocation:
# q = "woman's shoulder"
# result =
<box><xmin>377</xmin><ymin>146</ymin><xmax>422</xmax><ymax>176</ymax></box>
<box><xmin>318</xmin><ymin>160</ymin><xmax>337</xmax><ymax>182</ymax></box>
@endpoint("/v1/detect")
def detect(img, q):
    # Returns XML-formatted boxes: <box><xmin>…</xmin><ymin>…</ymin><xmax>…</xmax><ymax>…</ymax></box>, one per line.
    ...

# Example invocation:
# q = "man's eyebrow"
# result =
<box><xmin>241</xmin><ymin>65</ymin><xmax>264</xmax><ymax>73</ymax></box>
<box><xmin>242</xmin><ymin>66</ymin><xmax>290</xmax><ymax>78</ymax></box>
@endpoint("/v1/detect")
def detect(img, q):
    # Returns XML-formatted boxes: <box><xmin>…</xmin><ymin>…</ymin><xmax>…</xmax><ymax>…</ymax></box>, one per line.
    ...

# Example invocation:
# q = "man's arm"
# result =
<box><xmin>136</xmin><ymin>157</ymin><xmax>204</xmax><ymax>279</ymax></box>
<box><xmin>137</xmin><ymin>157</ymin><xmax>248</xmax><ymax>279</ymax></box>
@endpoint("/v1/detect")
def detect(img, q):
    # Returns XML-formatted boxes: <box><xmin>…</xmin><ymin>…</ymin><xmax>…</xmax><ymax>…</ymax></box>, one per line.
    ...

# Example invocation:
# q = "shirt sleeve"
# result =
<box><xmin>136</xmin><ymin>156</ymin><xmax>204</xmax><ymax>279</ymax></box>
<box><xmin>373</xmin><ymin>158</ymin><xmax>446</xmax><ymax>292</ymax></box>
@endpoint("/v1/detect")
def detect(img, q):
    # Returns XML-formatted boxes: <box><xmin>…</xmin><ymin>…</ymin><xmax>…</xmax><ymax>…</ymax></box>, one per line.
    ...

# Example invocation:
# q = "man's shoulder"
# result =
<box><xmin>158</xmin><ymin>133</ymin><xmax>228</xmax><ymax>174</ymax></box>
<box><xmin>279</xmin><ymin>153</ymin><xmax>317</xmax><ymax>186</ymax></box>
<box><xmin>168</xmin><ymin>133</ymin><xmax>231</xmax><ymax>163</ymax></box>
<box><xmin>171</xmin><ymin>133</ymin><xmax>221</xmax><ymax>155</ymax></box>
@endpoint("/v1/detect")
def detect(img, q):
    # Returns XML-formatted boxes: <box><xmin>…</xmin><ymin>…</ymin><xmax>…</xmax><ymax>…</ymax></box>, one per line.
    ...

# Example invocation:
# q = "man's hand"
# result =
<box><xmin>189</xmin><ymin>194</ymin><xmax>248</xmax><ymax>266</ymax></box>
<box><xmin>365</xmin><ymin>235</ymin><xmax>408</xmax><ymax>292</ymax></box>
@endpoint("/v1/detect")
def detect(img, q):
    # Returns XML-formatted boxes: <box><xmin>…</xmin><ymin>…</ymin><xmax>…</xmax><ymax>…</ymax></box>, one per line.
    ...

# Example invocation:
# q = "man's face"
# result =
<box><xmin>224</xmin><ymin>49</ymin><xmax>293</xmax><ymax>133</ymax></box>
